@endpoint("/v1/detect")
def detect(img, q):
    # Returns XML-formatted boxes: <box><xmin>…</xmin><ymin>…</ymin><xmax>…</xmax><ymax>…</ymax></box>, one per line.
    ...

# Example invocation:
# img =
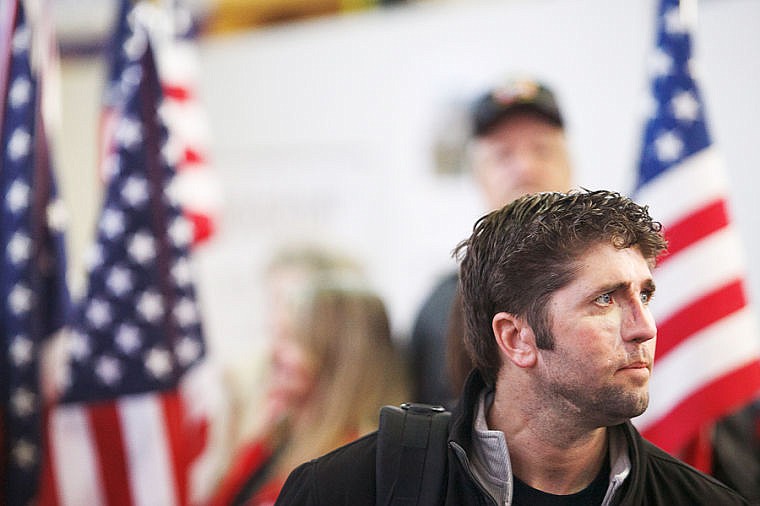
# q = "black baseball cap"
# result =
<box><xmin>471</xmin><ymin>78</ymin><xmax>564</xmax><ymax>137</ymax></box>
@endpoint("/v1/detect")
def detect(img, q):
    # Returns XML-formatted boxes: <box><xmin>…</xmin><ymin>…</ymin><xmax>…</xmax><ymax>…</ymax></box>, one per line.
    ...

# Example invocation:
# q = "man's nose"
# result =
<box><xmin>622</xmin><ymin>299</ymin><xmax>657</xmax><ymax>344</ymax></box>
<box><xmin>504</xmin><ymin>150</ymin><xmax>539</xmax><ymax>178</ymax></box>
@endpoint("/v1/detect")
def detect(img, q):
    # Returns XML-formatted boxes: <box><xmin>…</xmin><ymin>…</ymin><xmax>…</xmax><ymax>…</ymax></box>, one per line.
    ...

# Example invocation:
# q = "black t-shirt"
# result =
<box><xmin>512</xmin><ymin>455</ymin><xmax>610</xmax><ymax>506</ymax></box>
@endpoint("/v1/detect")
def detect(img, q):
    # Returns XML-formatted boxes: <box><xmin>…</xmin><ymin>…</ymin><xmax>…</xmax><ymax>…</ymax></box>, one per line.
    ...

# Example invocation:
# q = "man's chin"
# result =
<box><xmin>625</xmin><ymin>394</ymin><xmax>650</xmax><ymax>420</ymax></box>
<box><xmin>601</xmin><ymin>391</ymin><xmax>649</xmax><ymax>425</ymax></box>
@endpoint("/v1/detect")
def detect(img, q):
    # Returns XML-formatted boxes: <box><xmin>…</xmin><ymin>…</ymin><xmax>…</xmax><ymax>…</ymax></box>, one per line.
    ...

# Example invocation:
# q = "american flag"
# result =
<box><xmin>632</xmin><ymin>0</ymin><xmax>760</xmax><ymax>471</ymax></box>
<box><xmin>96</xmin><ymin>0</ymin><xmax>131</xmax><ymax>182</ymax></box>
<box><xmin>1</xmin><ymin>1</ymin><xmax>70</xmax><ymax>505</ymax></box>
<box><xmin>154</xmin><ymin>0</ymin><xmax>220</xmax><ymax>245</ymax></box>
<box><xmin>101</xmin><ymin>0</ymin><xmax>220</xmax><ymax>246</ymax></box>
<box><xmin>39</xmin><ymin>5</ymin><xmax>209</xmax><ymax>505</ymax></box>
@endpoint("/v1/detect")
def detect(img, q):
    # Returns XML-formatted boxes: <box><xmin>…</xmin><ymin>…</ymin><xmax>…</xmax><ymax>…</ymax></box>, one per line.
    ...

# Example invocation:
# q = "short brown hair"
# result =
<box><xmin>454</xmin><ymin>189</ymin><xmax>667</xmax><ymax>386</ymax></box>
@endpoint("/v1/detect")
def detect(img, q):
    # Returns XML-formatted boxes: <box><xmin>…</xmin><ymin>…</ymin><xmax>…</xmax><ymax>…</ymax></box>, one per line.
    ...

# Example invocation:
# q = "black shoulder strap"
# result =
<box><xmin>376</xmin><ymin>403</ymin><xmax>451</xmax><ymax>506</ymax></box>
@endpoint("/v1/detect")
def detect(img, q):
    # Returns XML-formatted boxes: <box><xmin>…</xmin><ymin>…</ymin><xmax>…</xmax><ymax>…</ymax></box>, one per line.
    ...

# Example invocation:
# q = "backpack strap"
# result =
<box><xmin>376</xmin><ymin>403</ymin><xmax>451</xmax><ymax>506</ymax></box>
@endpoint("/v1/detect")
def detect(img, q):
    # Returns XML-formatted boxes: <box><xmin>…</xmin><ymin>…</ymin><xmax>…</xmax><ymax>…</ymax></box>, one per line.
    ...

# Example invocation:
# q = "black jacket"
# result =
<box><xmin>409</xmin><ymin>271</ymin><xmax>459</xmax><ymax>406</ymax></box>
<box><xmin>275</xmin><ymin>372</ymin><xmax>747</xmax><ymax>505</ymax></box>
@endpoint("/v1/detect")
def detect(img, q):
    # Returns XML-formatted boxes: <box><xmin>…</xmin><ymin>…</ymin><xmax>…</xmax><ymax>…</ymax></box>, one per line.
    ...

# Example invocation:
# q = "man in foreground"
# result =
<box><xmin>276</xmin><ymin>190</ymin><xmax>747</xmax><ymax>505</ymax></box>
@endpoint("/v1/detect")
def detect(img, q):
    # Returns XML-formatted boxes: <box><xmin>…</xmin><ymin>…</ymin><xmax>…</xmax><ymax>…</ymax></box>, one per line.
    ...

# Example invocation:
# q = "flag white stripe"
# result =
<box><xmin>173</xmin><ymin>170</ymin><xmax>222</xmax><ymax>212</ymax></box>
<box><xmin>156</xmin><ymin>39</ymin><xmax>198</xmax><ymax>84</ymax></box>
<box><xmin>120</xmin><ymin>395</ymin><xmax>178</xmax><ymax>506</ymax></box>
<box><xmin>51</xmin><ymin>405</ymin><xmax>106</xmax><ymax>506</ymax></box>
<box><xmin>635</xmin><ymin>147</ymin><xmax>729</xmax><ymax>226</ymax></box>
<box><xmin>635</xmin><ymin>308</ymin><xmax>760</xmax><ymax>429</ymax></box>
<box><xmin>160</xmin><ymin>101</ymin><xmax>211</xmax><ymax>145</ymax></box>
<box><xmin>650</xmin><ymin>226</ymin><xmax>748</xmax><ymax>321</ymax></box>
<box><xmin>182</xmin><ymin>362</ymin><xmax>228</xmax><ymax>504</ymax></box>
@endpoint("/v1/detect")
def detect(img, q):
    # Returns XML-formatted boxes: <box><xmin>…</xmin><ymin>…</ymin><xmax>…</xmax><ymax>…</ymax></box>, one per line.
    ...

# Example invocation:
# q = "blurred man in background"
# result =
<box><xmin>410</xmin><ymin>77</ymin><xmax>574</xmax><ymax>406</ymax></box>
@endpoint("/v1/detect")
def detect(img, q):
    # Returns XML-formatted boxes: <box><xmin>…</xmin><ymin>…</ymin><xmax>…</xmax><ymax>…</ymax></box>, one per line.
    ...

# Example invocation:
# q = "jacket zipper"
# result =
<box><xmin>449</xmin><ymin>442</ymin><xmax>501</xmax><ymax>506</ymax></box>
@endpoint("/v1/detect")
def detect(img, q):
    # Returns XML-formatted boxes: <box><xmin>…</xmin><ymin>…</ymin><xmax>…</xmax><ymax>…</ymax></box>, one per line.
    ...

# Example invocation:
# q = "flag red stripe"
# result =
<box><xmin>183</xmin><ymin>147</ymin><xmax>205</xmax><ymax>166</ymax></box>
<box><xmin>641</xmin><ymin>360</ymin><xmax>760</xmax><ymax>453</ymax></box>
<box><xmin>186</xmin><ymin>211</ymin><xmax>215</xmax><ymax>245</ymax></box>
<box><xmin>162</xmin><ymin>84</ymin><xmax>192</xmax><ymax>102</ymax></box>
<box><xmin>189</xmin><ymin>416</ymin><xmax>209</xmax><ymax>467</ymax></box>
<box><xmin>678</xmin><ymin>424</ymin><xmax>714</xmax><ymax>474</ymax></box>
<box><xmin>677</xmin><ymin>424</ymin><xmax>714</xmax><ymax>474</ymax></box>
<box><xmin>97</xmin><ymin>107</ymin><xmax>119</xmax><ymax>181</ymax></box>
<box><xmin>37</xmin><ymin>408</ymin><xmax>60</xmax><ymax>506</ymax></box>
<box><xmin>658</xmin><ymin>199</ymin><xmax>728</xmax><ymax>265</ymax></box>
<box><xmin>654</xmin><ymin>279</ymin><xmax>747</xmax><ymax>359</ymax></box>
<box><xmin>88</xmin><ymin>403</ymin><xmax>134</xmax><ymax>506</ymax></box>
<box><xmin>162</xmin><ymin>393</ymin><xmax>187</xmax><ymax>506</ymax></box>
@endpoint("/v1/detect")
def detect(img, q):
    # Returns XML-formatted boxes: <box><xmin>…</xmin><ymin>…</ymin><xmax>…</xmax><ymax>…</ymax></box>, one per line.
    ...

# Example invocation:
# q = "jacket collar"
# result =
<box><xmin>449</xmin><ymin>369</ymin><xmax>490</xmax><ymax>451</ymax></box>
<box><xmin>449</xmin><ymin>369</ymin><xmax>636</xmax><ymax>505</ymax></box>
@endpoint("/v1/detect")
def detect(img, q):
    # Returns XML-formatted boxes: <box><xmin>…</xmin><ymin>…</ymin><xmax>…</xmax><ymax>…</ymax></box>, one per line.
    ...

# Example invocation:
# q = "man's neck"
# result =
<box><xmin>487</xmin><ymin>392</ymin><xmax>610</xmax><ymax>495</ymax></box>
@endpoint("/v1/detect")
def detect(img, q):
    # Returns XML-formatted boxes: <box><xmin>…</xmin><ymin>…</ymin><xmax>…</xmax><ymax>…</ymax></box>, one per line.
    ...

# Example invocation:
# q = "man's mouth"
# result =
<box><xmin>621</xmin><ymin>361</ymin><xmax>650</xmax><ymax>370</ymax></box>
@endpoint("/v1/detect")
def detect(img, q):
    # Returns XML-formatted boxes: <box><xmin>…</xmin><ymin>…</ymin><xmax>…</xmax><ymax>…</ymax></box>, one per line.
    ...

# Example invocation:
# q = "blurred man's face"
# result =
<box><xmin>471</xmin><ymin>112</ymin><xmax>573</xmax><ymax>210</ymax></box>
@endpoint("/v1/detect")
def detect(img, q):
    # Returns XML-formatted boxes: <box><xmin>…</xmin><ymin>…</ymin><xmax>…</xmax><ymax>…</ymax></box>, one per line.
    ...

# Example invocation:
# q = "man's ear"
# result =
<box><xmin>492</xmin><ymin>312</ymin><xmax>538</xmax><ymax>368</ymax></box>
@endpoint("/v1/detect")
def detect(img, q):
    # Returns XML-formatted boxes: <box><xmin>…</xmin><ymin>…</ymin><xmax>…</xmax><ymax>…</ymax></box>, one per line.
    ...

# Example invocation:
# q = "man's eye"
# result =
<box><xmin>595</xmin><ymin>293</ymin><xmax>612</xmax><ymax>305</ymax></box>
<box><xmin>640</xmin><ymin>291</ymin><xmax>654</xmax><ymax>304</ymax></box>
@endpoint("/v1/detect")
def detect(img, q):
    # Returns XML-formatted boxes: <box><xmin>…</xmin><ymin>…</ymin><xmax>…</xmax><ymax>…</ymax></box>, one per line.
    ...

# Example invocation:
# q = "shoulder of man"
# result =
<box><xmin>275</xmin><ymin>432</ymin><xmax>378</xmax><ymax>506</ymax></box>
<box><xmin>429</xmin><ymin>270</ymin><xmax>459</xmax><ymax>304</ymax></box>
<box><xmin>412</xmin><ymin>270</ymin><xmax>459</xmax><ymax>330</ymax></box>
<box><xmin>630</xmin><ymin>432</ymin><xmax>749</xmax><ymax>505</ymax></box>
<box><xmin>410</xmin><ymin>270</ymin><xmax>458</xmax><ymax>352</ymax></box>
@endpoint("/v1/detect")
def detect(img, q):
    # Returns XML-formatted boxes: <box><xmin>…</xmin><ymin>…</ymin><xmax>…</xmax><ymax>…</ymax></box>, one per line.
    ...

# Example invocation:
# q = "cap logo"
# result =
<box><xmin>491</xmin><ymin>80</ymin><xmax>539</xmax><ymax>106</ymax></box>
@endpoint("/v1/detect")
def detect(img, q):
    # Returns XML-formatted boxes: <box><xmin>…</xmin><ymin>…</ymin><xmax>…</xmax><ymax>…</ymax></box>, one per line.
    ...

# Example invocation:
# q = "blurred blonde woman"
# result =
<box><xmin>210</xmin><ymin>278</ymin><xmax>409</xmax><ymax>506</ymax></box>
<box><xmin>221</xmin><ymin>246</ymin><xmax>363</xmax><ymax>450</ymax></box>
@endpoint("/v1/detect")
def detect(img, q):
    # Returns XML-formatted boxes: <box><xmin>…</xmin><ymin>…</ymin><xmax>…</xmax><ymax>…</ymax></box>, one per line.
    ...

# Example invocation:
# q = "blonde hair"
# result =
<box><xmin>274</xmin><ymin>282</ymin><xmax>409</xmax><ymax>478</ymax></box>
<box><xmin>266</xmin><ymin>245</ymin><xmax>363</xmax><ymax>314</ymax></box>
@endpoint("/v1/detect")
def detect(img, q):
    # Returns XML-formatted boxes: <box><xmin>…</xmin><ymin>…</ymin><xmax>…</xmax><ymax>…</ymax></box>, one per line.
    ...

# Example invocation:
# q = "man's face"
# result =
<box><xmin>535</xmin><ymin>242</ymin><xmax>657</xmax><ymax>428</ymax></box>
<box><xmin>471</xmin><ymin>113</ymin><xmax>572</xmax><ymax>210</ymax></box>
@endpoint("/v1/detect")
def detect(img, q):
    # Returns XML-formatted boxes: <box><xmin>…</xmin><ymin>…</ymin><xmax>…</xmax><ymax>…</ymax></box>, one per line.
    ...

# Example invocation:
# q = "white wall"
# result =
<box><xmin>59</xmin><ymin>0</ymin><xmax>760</xmax><ymax>366</ymax></box>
